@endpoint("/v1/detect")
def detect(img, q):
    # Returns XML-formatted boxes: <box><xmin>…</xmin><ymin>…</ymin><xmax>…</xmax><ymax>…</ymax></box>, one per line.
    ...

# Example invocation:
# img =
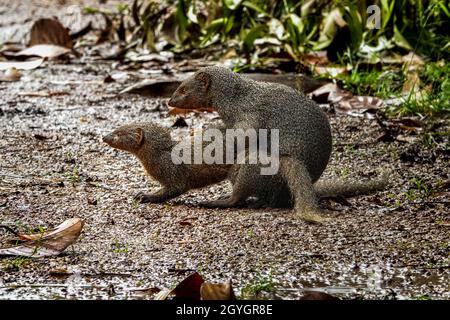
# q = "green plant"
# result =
<box><xmin>111</xmin><ymin>240</ymin><xmax>129</xmax><ymax>254</ymax></box>
<box><xmin>6</xmin><ymin>256</ymin><xmax>30</xmax><ymax>270</ymax></box>
<box><xmin>87</xmin><ymin>0</ymin><xmax>449</xmax><ymax>68</ymax></box>
<box><xmin>405</xmin><ymin>176</ymin><xmax>434</xmax><ymax>200</ymax></box>
<box><xmin>67</xmin><ymin>166</ymin><xmax>80</xmax><ymax>186</ymax></box>
<box><xmin>240</xmin><ymin>270</ymin><xmax>275</xmax><ymax>299</ymax></box>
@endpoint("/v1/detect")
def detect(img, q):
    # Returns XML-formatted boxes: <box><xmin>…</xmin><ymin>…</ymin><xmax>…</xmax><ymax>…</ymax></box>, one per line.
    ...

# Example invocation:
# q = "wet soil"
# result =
<box><xmin>0</xmin><ymin>0</ymin><xmax>448</xmax><ymax>300</ymax></box>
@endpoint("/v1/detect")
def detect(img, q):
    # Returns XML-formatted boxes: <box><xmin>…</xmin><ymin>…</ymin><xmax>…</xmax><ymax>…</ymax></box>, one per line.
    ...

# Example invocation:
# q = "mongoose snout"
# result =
<box><xmin>102</xmin><ymin>133</ymin><xmax>116</xmax><ymax>145</ymax></box>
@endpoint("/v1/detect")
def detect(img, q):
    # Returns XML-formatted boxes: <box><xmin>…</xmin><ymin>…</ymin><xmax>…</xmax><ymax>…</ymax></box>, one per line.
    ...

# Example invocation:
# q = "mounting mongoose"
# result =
<box><xmin>103</xmin><ymin>122</ymin><xmax>233</xmax><ymax>204</ymax></box>
<box><xmin>168</xmin><ymin>66</ymin><xmax>387</xmax><ymax>223</ymax></box>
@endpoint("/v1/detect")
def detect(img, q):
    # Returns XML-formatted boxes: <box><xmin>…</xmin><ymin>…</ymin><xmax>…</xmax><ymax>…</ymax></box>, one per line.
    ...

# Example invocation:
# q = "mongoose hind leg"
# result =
<box><xmin>198</xmin><ymin>164</ymin><xmax>260</xmax><ymax>208</ymax></box>
<box><xmin>133</xmin><ymin>187</ymin><xmax>185</xmax><ymax>204</ymax></box>
<box><xmin>279</xmin><ymin>157</ymin><xmax>326</xmax><ymax>224</ymax></box>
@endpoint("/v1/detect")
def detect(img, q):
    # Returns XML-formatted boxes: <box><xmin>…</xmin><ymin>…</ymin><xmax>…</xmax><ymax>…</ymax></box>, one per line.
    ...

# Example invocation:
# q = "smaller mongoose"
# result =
<box><xmin>103</xmin><ymin>122</ymin><xmax>232</xmax><ymax>204</ymax></box>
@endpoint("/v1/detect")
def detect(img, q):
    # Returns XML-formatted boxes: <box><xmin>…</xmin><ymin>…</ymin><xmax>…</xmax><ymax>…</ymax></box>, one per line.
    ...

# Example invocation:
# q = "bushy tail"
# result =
<box><xmin>314</xmin><ymin>171</ymin><xmax>389</xmax><ymax>198</ymax></box>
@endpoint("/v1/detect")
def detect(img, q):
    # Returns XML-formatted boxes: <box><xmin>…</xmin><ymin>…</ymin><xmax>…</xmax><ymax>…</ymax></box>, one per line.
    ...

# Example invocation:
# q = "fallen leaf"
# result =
<box><xmin>70</xmin><ymin>21</ymin><xmax>92</xmax><ymax>40</ymax></box>
<box><xmin>0</xmin><ymin>43</ymin><xmax>25</xmax><ymax>53</ymax></box>
<box><xmin>0</xmin><ymin>58</ymin><xmax>44</xmax><ymax>71</ymax></box>
<box><xmin>178</xmin><ymin>221</ymin><xmax>193</xmax><ymax>226</ymax></box>
<box><xmin>29</xmin><ymin>18</ymin><xmax>73</xmax><ymax>49</ymax></box>
<box><xmin>312</xmin><ymin>65</ymin><xmax>348</xmax><ymax>77</ymax></box>
<box><xmin>335</xmin><ymin>96</ymin><xmax>385</xmax><ymax>113</ymax></box>
<box><xmin>309</xmin><ymin>83</ymin><xmax>384</xmax><ymax>116</ymax></box>
<box><xmin>15</xmin><ymin>45</ymin><xmax>71</xmax><ymax>59</ymax></box>
<box><xmin>309</xmin><ymin>83</ymin><xmax>351</xmax><ymax>104</ymax></box>
<box><xmin>49</xmin><ymin>268</ymin><xmax>72</xmax><ymax>277</ymax></box>
<box><xmin>120</xmin><ymin>79</ymin><xmax>184</xmax><ymax>97</ymax></box>
<box><xmin>0</xmin><ymin>68</ymin><xmax>21</xmax><ymax>82</ymax></box>
<box><xmin>34</xmin><ymin>133</ymin><xmax>50</xmax><ymax>140</ymax></box>
<box><xmin>300</xmin><ymin>291</ymin><xmax>340</xmax><ymax>300</ymax></box>
<box><xmin>104</xmin><ymin>75</ymin><xmax>115</xmax><ymax>83</ymax></box>
<box><xmin>125</xmin><ymin>52</ymin><xmax>170</xmax><ymax>63</ymax></box>
<box><xmin>200</xmin><ymin>281</ymin><xmax>236</xmax><ymax>300</ymax></box>
<box><xmin>301</xmin><ymin>51</ymin><xmax>329</xmax><ymax>66</ymax></box>
<box><xmin>129</xmin><ymin>287</ymin><xmax>161</xmax><ymax>296</ymax></box>
<box><xmin>173</xmin><ymin>272</ymin><xmax>205</xmax><ymax>300</ymax></box>
<box><xmin>0</xmin><ymin>218</ymin><xmax>84</xmax><ymax>258</ymax></box>
<box><xmin>154</xmin><ymin>289</ymin><xmax>173</xmax><ymax>300</ymax></box>
<box><xmin>171</xmin><ymin>117</ymin><xmax>188</xmax><ymax>128</ymax></box>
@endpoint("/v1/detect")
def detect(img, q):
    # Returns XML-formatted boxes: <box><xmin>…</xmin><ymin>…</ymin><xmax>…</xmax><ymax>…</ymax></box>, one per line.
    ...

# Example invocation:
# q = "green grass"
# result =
<box><xmin>5</xmin><ymin>256</ymin><xmax>31</xmax><ymax>270</ymax></box>
<box><xmin>240</xmin><ymin>270</ymin><xmax>275</xmax><ymax>299</ymax></box>
<box><xmin>111</xmin><ymin>240</ymin><xmax>129</xmax><ymax>254</ymax></box>
<box><xmin>336</xmin><ymin>60</ymin><xmax>450</xmax><ymax>117</ymax></box>
<box><xmin>404</xmin><ymin>176</ymin><xmax>434</xmax><ymax>201</ymax></box>
<box><xmin>337</xmin><ymin>68</ymin><xmax>405</xmax><ymax>98</ymax></box>
<box><xmin>395</xmin><ymin>61</ymin><xmax>450</xmax><ymax>117</ymax></box>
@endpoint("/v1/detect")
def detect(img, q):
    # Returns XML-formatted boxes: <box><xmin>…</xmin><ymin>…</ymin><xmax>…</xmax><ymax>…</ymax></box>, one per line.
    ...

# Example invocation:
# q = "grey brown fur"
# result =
<box><xmin>103</xmin><ymin>122</ymin><xmax>232</xmax><ymax>204</ymax></box>
<box><xmin>169</xmin><ymin>66</ymin><xmax>333</xmax><ymax>222</ymax></box>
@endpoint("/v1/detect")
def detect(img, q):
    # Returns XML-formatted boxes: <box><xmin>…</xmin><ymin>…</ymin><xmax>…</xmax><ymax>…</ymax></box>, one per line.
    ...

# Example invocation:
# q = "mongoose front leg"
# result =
<box><xmin>134</xmin><ymin>187</ymin><xmax>185</xmax><ymax>204</ymax></box>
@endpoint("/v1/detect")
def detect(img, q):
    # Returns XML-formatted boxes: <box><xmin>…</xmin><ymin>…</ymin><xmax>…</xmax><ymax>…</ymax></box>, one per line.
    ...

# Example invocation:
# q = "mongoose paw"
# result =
<box><xmin>297</xmin><ymin>210</ymin><xmax>329</xmax><ymax>225</ymax></box>
<box><xmin>133</xmin><ymin>192</ymin><xmax>163</xmax><ymax>204</ymax></box>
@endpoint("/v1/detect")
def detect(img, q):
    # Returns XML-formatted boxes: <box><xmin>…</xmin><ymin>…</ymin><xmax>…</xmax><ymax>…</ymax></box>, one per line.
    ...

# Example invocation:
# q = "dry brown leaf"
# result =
<box><xmin>153</xmin><ymin>289</ymin><xmax>173</xmax><ymax>300</ymax></box>
<box><xmin>16</xmin><ymin>45</ymin><xmax>71</xmax><ymax>59</ymax></box>
<box><xmin>301</xmin><ymin>51</ymin><xmax>329</xmax><ymax>66</ymax></box>
<box><xmin>120</xmin><ymin>79</ymin><xmax>184</xmax><ymax>97</ymax></box>
<box><xmin>29</xmin><ymin>18</ymin><xmax>73</xmax><ymax>49</ymax></box>
<box><xmin>0</xmin><ymin>58</ymin><xmax>44</xmax><ymax>71</ymax></box>
<box><xmin>173</xmin><ymin>272</ymin><xmax>205</xmax><ymax>300</ymax></box>
<box><xmin>300</xmin><ymin>291</ymin><xmax>340</xmax><ymax>300</ymax></box>
<box><xmin>309</xmin><ymin>83</ymin><xmax>351</xmax><ymax>104</ymax></box>
<box><xmin>200</xmin><ymin>281</ymin><xmax>236</xmax><ymax>300</ymax></box>
<box><xmin>154</xmin><ymin>272</ymin><xmax>205</xmax><ymax>300</ymax></box>
<box><xmin>0</xmin><ymin>43</ymin><xmax>25</xmax><ymax>53</ymax></box>
<box><xmin>312</xmin><ymin>65</ymin><xmax>348</xmax><ymax>77</ymax></box>
<box><xmin>336</xmin><ymin>96</ymin><xmax>385</xmax><ymax>113</ymax></box>
<box><xmin>0</xmin><ymin>217</ymin><xmax>84</xmax><ymax>258</ymax></box>
<box><xmin>309</xmin><ymin>83</ymin><xmax>384</xmax><ymax>115</ymax></box>
<box><xmin>171</xmin><ymin>117</ymin><xmax>188</xmax><ymax>127</ymax></box>
<box><xmin>0</xmin><ymin>68</ymin><xmax>21</xmax><ymax>82</ymax></box>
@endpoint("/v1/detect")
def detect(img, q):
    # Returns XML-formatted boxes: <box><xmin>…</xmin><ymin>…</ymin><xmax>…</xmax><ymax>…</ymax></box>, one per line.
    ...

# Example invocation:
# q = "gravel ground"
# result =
<box><xmin>0</xmin><ymin>0</ymin><xmax>448</xmax><ymax>300</ymax></box>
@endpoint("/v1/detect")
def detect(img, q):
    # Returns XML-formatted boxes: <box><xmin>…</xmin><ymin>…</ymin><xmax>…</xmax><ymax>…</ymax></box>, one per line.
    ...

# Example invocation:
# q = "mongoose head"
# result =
<box><xmin>103</xmin><ymin>123</ymin><xmax>174</xmax><ymax>154</ymax></box>
<box><xmin>168</xmin><ymin>71</ymin><xmax>213</xmax><ymax>109</ymax></box>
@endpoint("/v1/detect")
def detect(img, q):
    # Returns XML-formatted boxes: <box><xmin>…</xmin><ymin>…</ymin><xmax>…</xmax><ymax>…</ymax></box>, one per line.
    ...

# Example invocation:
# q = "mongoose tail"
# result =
<box><xmin>314</xmin><ymin>171</ymin><xmax>389</xmax><ymax>198</ymax></box>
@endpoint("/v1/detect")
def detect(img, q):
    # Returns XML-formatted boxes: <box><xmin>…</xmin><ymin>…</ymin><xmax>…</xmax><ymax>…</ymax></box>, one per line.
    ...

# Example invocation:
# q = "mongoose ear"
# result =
<box><xmin>135</xmin><ymin>128</ymin><xmax>144</xmax><ymax>145</ymax></box>
<box><xmin>195</xmin><ymin>72</ymin><xmax>210</xmax><ymax>89</ymax></box>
